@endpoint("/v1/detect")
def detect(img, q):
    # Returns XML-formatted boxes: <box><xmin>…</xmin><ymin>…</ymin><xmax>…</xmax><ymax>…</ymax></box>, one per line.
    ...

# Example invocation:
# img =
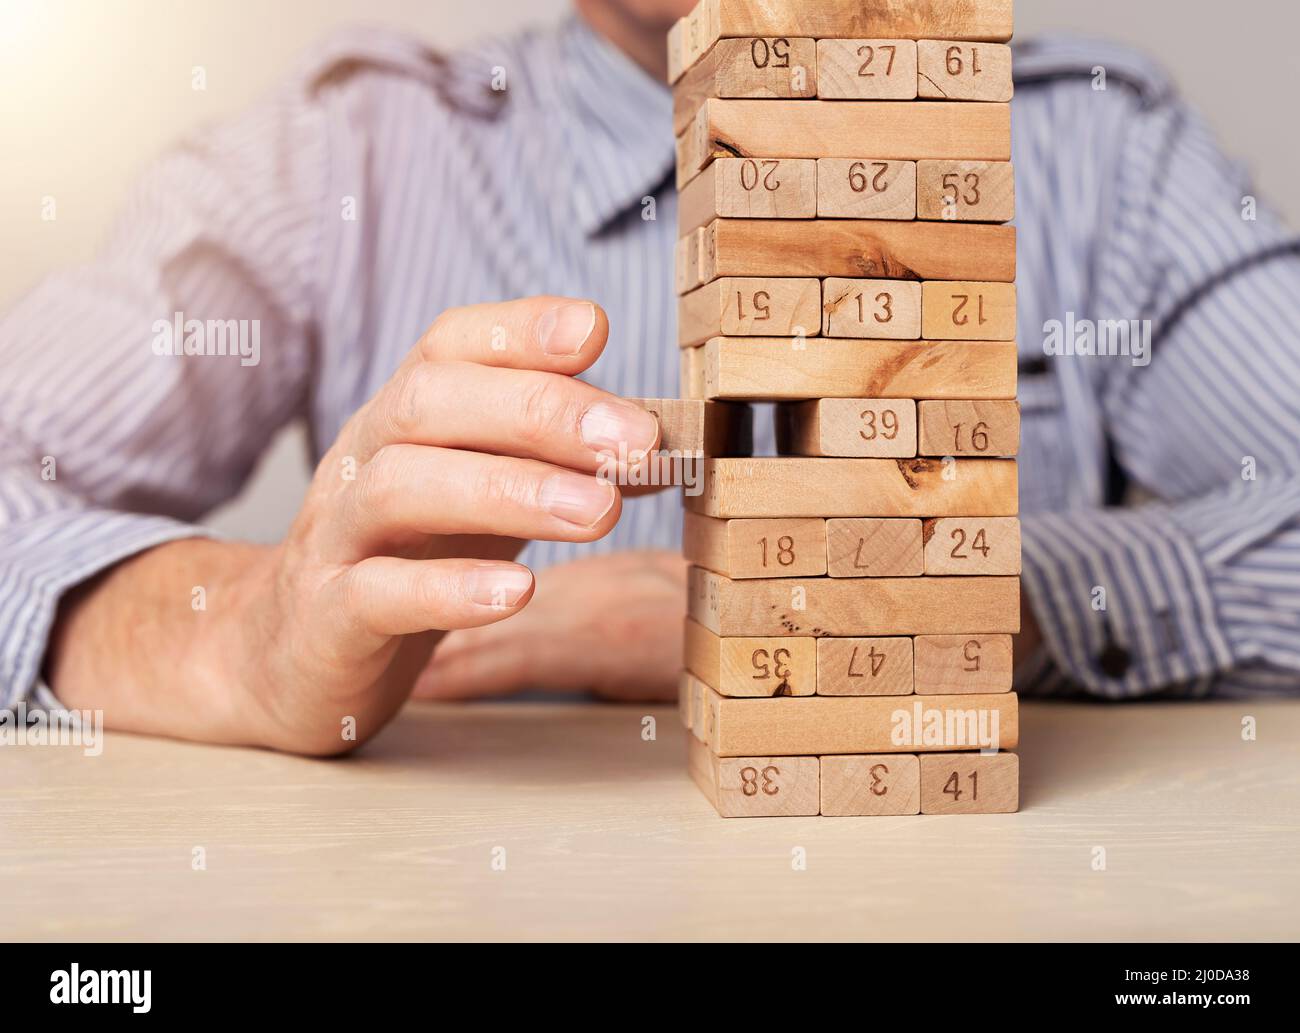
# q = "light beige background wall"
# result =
<box><xmin>3</xmin><ymin>0</ymin><xmax>1296</xmax><ymax>540</ymax></box>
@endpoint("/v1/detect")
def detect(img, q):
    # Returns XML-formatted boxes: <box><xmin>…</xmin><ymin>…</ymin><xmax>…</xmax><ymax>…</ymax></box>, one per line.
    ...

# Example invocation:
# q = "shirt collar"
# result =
<box><xmin>554</xmin><ymin>15</ymin><xmax>676</xmax><ymax>236</ymax></box>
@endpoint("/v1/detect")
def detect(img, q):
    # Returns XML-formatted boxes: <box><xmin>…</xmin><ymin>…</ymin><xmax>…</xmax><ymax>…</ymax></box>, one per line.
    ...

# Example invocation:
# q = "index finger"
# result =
<box><xmin>410</xmin><ymin>296</ymin><xmax>609</xmax><ymax>375</ymax></box>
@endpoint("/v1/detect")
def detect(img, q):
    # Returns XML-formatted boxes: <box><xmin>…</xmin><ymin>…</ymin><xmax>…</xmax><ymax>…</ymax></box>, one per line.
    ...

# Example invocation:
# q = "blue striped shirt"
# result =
<box><xmin>2</xmin><ymin>18</ymin><xmax>1299</xmax><ymax>707</ymax></box>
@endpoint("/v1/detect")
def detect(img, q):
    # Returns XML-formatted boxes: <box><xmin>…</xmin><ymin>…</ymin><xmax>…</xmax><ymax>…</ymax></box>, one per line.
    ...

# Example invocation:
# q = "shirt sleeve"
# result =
<box><xmin>0</xmin><ymin>75</ymin><xmax>328</xmax><ymax>707</ymax></box>
<box><xmin>1019</xmin><ymin>80</ymin><xmax>1300</xmax><ymax>698</ymax></box>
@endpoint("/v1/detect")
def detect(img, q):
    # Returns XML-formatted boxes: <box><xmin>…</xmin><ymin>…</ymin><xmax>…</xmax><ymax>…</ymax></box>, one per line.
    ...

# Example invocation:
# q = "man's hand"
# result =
<box><xmin>47</xmin><ymin>297</ymin><xmax>660</xmax><ymax>754</ymax></box>
<box><xmin>413</xmin><ymin>550</ymin><xmax>686</xmax><ymax>703</ymax></box>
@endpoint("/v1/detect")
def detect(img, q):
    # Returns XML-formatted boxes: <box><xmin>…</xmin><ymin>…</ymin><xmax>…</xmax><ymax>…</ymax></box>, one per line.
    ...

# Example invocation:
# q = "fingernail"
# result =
<box><xmin>538</xmin><ymin>302</ymin><xmax>596</xmax><ymax>355</ymax></box>
<box><xmin>468</xmin><ymin>566</ymin><xmax>534</xmax><ymax>609</ymax></box>
<box><xmin>540</xmin><ymin>473</ymin><xmax>616</xmax><ymax>528</ymax></box>
<box><xmin>580</xmin><ymin>400</ymin><xmax>660</xmax><ymax>462</ymax></box>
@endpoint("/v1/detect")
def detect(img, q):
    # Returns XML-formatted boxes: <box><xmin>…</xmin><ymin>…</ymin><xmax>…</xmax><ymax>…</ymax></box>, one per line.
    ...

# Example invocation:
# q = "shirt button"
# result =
<box><xmin>1098</xmin><ymin>643</ymin><xmax>1132</xmax><ymax>678</ymax></box>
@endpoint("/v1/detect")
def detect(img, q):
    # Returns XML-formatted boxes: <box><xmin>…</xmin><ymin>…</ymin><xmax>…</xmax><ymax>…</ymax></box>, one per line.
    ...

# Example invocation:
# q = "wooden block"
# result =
<box><xmin>683</xmin><ymin>511</ymin><xmax>828</xmax><ymax>579</ymax></box>
<box><xmin>921</xmin><ymin>281</ymin><xmax>1017</xmax><ymax>340</ymax></box>
<box><xmin>704</xmin><ymin>684</ymin><xmax>1020</xmax><ymax>756</ymax></box>
<box><xmin>919</xmin><ymin>752</ymin><xmax>1019</xmax><ymax>813</ymax></box>
<box><xmin>667</xmin><ymin>18</ymin><xmax>687</xmax><ymax>84</ymax></box>
<box><xmin>816</xmin><ymin>159</ymin><xmax>916</xmax><ymax>219</ymax></box>
<box><xmin>720</xmin><ymin>0</ymin><xmax>1015</xmax><ymax>41</ymax></box>
<box><xmin>916</xmin><ymin>160</ymin><xmax>1015</xmax><ymax>222</ymax></box>
<box><xmin>678</xmin><ymin>0</ymin><xmax>1014</xmax><ymax>81</ymax></box>
<box><xmin>917</xmin><ymin>400</ymin><xmax>1020</xmax><ymax>457</ymax></box>
<box><xmin>689</xmin><ymin>736</ymin><xmax>820</xmax><ymax>817</ymax></box>
<box><xmin>816</xmin><ymin>637</ymin><xmax>914</xmax><ymax>696</ymax></box>
<box><xmin>679</xmin><ymin>277</ymin><xmax>820</xmax><ymax>347</ymax></box>
<box><xmin>678</xmin><ymin>158</ymin><xmax>817</xmax><ymax>237</ymax></box>
<box><xmin>702</xmin><ymin>337</ymin><xmax>1018</xmax><ymax>401</ymax></box>
<box><xmin>689</xmin><ymin>457</ymin><xmax>1019</xmax><ymax>518</ymax></box>
<box><xmin>914</xmin><ymin>634</ymin><xmax>1014</xmax><ymax>695</ymax></box>
<box><xmin>821</xmin><ymin>279</ymin><xmax>921</xmax><ymax>340</ymax></box>
<box><xmin>778</xmin><ymin>399</ymin><xmax>917</xmax><ymax>459</ymax></box>
<box><xmin>820</xmin><ymin>754</ymin><xmax>920</xmax><ymax>815</ymax></box>
<box><xmin>923</xmin><ymin>517</ymin><xmax>1021</xmax><ymax>575</ymax></box>
<box><xmin>688</xmin><ymin>566</ymin><xmax>1021</xmax><ymax>636</ymax></box>
<box><xmin>680</xmin><ymin>346</ymin><xmax>706</xmax><ymax>399</ymax></box>
<box><xmin>684</xmin><ymin>618</ymin><xmax>816</xmax><ymax>697</ymax></box>
<box><xmin>917</xmin><ymin>41</ymin><xmax>1013</xmax><ymax>102</ymax></box>
<box><xmin>675</xmin><ymin>227</ymin><xmax>704</xmax><ymax>295</ymax></box>
<box><xmin>680</xmin><ymin>1</ymin><xmax>721</xmax><ymax>79</ymax></box>
<box><xmin>683</xmin><ymin>670</ymin><xmax>709</xmax><ymax>742</ymax></box>
<box><xmin>628</xmin><ymin>398</ymin><xmax>752</xmax><ymax>456</ymax></box>
<box><xmin>679</xmin><ymin>99</ymin><xmax>1011</xmax><ymax>187</ymax></box>
<box><xmin>700</xmin><ymin>219</ymin><xmax>1016</xmax><ymax>283</ymax></box>
<box><xmin>673</xmin><ymin>38</ymin><xmax>817</xmax><ymax>135</ymax></box>
<box><xmin>826</xmin><ymin>518</ymin><xmax>924</xmax><ymax>576</ymax></box>
<box><xmin>678</xmin><ymin>668</ymin><xmax>692</xmax><ymax>730</ymax></box>
<box><xmin>816</xmin><ymin>39</ymin><xmax>918</xmax><ymax>100</ymax></box>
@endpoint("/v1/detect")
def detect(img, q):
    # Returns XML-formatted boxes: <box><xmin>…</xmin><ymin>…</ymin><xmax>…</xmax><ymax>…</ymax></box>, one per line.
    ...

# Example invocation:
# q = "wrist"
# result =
<box><xmin>49</xmin><ymin>538</ymin><xmax>283</xmax><ymax>747</ymax></box>
<box><xmin>194</xmin><ymin>541</ymin><xmax>301</xmax><ymax>748</ymax></box>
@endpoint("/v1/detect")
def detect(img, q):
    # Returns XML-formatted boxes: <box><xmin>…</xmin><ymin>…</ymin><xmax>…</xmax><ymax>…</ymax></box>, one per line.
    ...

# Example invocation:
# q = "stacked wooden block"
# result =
<box><xmin>663</xmin><ymin>0</ymin><xmax>1021</xmax><ymax>817</ymax></box>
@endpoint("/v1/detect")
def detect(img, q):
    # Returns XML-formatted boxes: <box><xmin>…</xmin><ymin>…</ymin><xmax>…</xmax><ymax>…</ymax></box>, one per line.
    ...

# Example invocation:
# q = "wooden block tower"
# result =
<box><xmin>657</xmin><ymin>0</ymin><xmax>1020</xmax><ymax>817</ymax></box>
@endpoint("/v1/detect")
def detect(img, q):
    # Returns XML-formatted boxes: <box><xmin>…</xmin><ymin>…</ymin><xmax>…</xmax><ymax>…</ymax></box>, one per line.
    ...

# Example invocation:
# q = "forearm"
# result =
<box><xmin>45</xmin><ymin>539</ymin><xmax>274</xmax><ymax>746</ymax></box>
<box><xmin>1018</xmin><ymin>477</ymin><xmax>1300</xmax><ymax>697</ymax></box>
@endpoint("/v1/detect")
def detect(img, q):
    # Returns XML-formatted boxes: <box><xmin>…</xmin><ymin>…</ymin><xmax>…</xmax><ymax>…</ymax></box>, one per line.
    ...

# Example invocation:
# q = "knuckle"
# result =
<box><xmin>338</xmin><ymin>564</ymin><xmax>375</xmax><ymax>623</ymax></box>
<box><xmin>514</xmin><ymin>376</ymin><xmax>577</xmax><ymax>450</ymax></box>
<box><xmin>417</xmin><ymin>310</ymin><xmax>454</xmax><ymax>361</ymax></box>
<box><xmin>358</xmin><ymin>444</ymin><xmax>406</xmax><ymax>508</ymax></box>
<box><xmin>475</xmin><ymin>463</ymin><xmax>538</xmax><ymax>511</ymax></box>
<box><xmin>385</xmin><ymin>364</ymin><xmax>434</xmax><ymax>439</ymax></box>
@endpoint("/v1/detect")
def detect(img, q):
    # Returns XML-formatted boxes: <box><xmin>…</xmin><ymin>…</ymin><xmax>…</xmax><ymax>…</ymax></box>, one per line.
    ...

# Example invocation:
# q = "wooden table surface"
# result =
<box><xmin>2</xmin><ymin>699</ymin><xmax>1297</xmax><ymax>941</ymax></box>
